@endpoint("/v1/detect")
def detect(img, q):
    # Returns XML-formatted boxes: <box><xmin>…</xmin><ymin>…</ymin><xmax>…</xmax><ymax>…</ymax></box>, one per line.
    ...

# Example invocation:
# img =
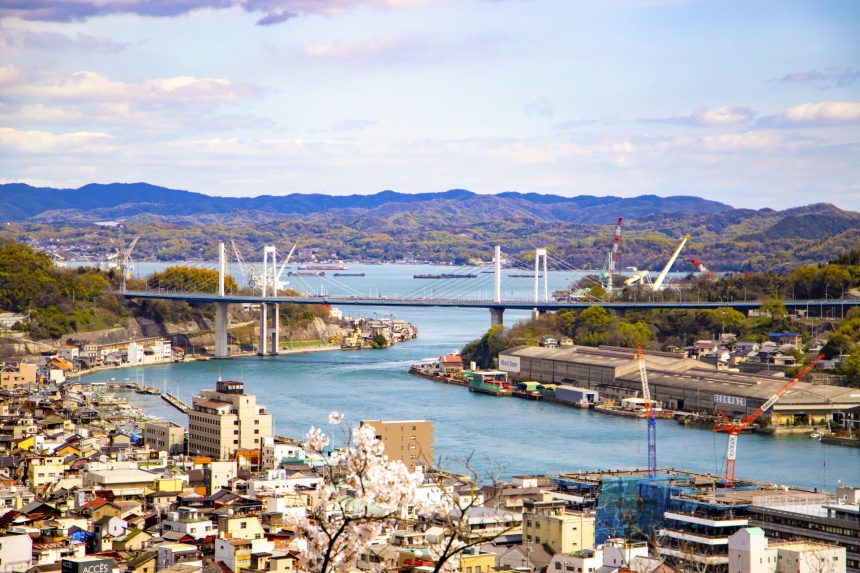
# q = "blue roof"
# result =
<box><xmin>768</xmin><ymin>331</ymin><xmax>800</xmax><ymax>337</ymax></box>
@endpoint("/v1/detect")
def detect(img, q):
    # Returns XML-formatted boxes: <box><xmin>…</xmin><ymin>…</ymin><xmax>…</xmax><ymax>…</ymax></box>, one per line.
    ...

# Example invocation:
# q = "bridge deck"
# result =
<box><xmin>118</xmin><ymin>290</ymin><xmax>858</xmax><ymax>311</ymax></box>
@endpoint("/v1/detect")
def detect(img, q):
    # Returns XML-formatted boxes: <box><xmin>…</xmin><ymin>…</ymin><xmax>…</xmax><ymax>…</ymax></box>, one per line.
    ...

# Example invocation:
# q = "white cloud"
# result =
<box><xmin>644</xmin><ymin>106</ymin><xmax>756</xmax><ymax>126</ymax></box>
<box><xmin>759</xmin><ymin>101</ymin><xmax>860</xmax><ymax>127</ymax></box>
<box><xmin>0</xmin><ymin>65</ymin><xmax>21</xmax><ymax>85</ymax></box>
<box><xmin>701</xmin><ymin>131</ymin><xmax>798</xmax><ymax>152</ymax></box>
<box><xmin>0</xmin><ymin>68</ymin><xmax>269</xmax><ymax>133</ymax></box>
<box><xmin>5</xmin><ymin>70</ymin><xmax>261</xmax><ymax>103</ymax></box>
<box><xmin>0</xmin><ymin>127</ymin><xmax>112</xmax><ymax>153</ymax></box>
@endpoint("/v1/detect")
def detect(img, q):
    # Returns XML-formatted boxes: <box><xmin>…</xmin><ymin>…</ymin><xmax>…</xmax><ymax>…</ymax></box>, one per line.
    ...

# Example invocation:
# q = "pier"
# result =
<box><xmin>161</xmin><ymin>392</ymin><xmax>190</xmax><ymax>414</ymax></box>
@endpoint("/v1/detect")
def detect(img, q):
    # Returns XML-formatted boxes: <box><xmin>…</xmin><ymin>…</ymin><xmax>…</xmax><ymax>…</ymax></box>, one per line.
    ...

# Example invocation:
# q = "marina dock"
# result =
<box><xmin>162</xmin><ymin>392</ymin><xmax>190</xmax><ymax>414</ymax></box>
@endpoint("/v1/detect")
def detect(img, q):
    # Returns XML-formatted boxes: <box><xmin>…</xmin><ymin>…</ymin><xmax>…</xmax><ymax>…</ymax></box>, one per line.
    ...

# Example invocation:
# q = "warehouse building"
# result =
<box><xmin>499</xmin><ymin>345</ymin><xmax>860</xmax><ymax>422</ymax></box>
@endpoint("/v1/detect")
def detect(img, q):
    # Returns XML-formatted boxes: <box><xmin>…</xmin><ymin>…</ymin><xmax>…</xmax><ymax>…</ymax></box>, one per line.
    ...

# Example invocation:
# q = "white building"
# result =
<box><xmin>160</xmin><ymin>508</ymin><xmax>217</xmax><ymax>540</ymax></box>
<box><xmin>0</xmin><ymin>534</ymin><xmax>32</xmax><ymax>573</ymax></box>
<box><xmin>728</xmin><ymin>527</ymin><xmax>846</xmax><ymax>573</ymax></box>
<box><xmin>548</xmin><ymin>539</ymin><xmax>659</xmax><ymax>573</ymax></box>
<box><xmin>261</xmin><ymin>437</ymin><xmax>305</xmax><ymax>470</ymax></box>
<box><xmin>127</xmin><ymin>341</ymin><xmax>145</xmax><ymax>364</ymax></box>
<box><xmin>247</xmin><ymin>468</ymin><xmax>322</xmax><ymax>497</ymax></box>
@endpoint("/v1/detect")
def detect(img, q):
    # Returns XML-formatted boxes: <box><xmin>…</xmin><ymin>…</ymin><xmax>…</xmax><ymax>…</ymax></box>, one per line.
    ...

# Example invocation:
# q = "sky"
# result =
<box><xmin>1</xmin><ymin>0</ymin><xmax>859</xmax><ymax>209</ymax></box>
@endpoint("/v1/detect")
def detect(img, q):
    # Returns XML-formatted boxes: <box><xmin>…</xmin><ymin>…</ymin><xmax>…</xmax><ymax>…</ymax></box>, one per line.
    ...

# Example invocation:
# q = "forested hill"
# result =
<box><xmin>2</xmin><ymin>182</ymin><xmax>859</xmax><ymax>272</ymax></box>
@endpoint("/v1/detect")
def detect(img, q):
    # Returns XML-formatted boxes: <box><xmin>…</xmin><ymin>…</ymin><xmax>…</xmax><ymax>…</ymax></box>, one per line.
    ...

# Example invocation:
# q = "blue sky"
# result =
<box><xmin>1</xmin><ymin>0</ymin><xmax>859</xmax><ymax>209</ymax></box>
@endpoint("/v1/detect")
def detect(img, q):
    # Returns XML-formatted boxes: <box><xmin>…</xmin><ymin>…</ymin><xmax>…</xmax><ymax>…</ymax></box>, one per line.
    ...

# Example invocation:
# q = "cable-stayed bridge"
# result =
<box><xmin>116</xmin><ymin>242</ymin><xmax>858</xmax><ymax>358</ymax></box>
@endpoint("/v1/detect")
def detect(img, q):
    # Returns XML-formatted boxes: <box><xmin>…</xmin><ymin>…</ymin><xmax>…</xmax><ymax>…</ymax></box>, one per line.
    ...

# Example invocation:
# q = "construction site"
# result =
<box><xmin>552</xmin><ymin>468</ymin><xmax>859</xmax><ymax>573</ymax></box>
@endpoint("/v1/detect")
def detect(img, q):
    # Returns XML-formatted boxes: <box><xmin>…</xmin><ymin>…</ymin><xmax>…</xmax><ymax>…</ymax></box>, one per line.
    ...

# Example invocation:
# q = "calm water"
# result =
<box><xmin>77</xmin><ymin>263</ymin><xmax>858</xmax><ymax>490</ymax></box>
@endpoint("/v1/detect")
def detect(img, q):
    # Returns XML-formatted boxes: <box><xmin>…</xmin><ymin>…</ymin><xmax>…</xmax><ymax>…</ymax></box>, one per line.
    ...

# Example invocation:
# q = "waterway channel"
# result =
<box><xmin>78</xmin><ymin>264</ymin><xmax>858</xmax><ymax>491</ymax></box>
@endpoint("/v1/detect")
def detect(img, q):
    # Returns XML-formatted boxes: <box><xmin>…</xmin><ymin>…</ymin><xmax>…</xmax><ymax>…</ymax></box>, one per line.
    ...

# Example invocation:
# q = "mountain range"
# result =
<box><xmin>1</xmin><ymin>182</ymin><xmax>734</xmax><ymax>224</ymax></box>
<box><xmin>2</xmin><ymin>182</ymin><xmax>858</xmax><ymax>271</ymax></box>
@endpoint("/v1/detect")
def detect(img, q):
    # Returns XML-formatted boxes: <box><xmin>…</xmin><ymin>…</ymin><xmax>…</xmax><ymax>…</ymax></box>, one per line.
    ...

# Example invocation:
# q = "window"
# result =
<box><xmin>555</xmin><ymin>564</ymin><xmax>562</xmax><ymax>571</ymax></box>
<box><xmin>240</xmin><ymin>522</ymin><xmax>247</xmax><ymax>529</ymax></box>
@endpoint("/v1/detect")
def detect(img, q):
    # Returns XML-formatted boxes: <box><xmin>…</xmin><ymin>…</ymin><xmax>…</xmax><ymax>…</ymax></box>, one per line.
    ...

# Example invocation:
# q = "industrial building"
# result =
<box><xmin>499</xmin><ymin>345</ymin><xmax>860</xmax><ymax>423</ymax></box>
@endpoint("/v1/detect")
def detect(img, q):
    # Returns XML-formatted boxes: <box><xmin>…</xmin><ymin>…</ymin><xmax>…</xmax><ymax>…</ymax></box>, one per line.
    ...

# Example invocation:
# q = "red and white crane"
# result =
<box><xmin>713</xmin><ymin>354</ymin><xmax>823</xmax><ymax>488</ymax></box>
<box><xmin>690</xmin><ymin>258</ymin><xmax>716</xmax><ymax>281</ymax></box>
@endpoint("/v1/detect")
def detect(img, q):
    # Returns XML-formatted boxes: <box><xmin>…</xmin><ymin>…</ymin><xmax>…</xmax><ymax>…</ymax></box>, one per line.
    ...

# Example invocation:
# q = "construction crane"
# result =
<box><xmin>713</xmin><ymin>354</ymin><xmax>824</xmax><ymax>488</ymax></box>
<box><xmin>637</xmin><ymin>346</ymin><xmax>657</xmax><ymax>478</ymax></box>
<box><xmin>119</xmin><ymin>237</ymin><xmax>139</xmax><ymax>292</ymax></box>
<box><xmin>652</xmin><ymin>234</ymin><xmax>690</xmax><ymax>292</ymax></box>
<box><xmin>624</xmin><ymin>269</ymin><xmax>652</xmax><ymax>287</ymax></box>
<box><xmin>690</xmin><ymin>258</ymin><xmax>717</xmax><ymax>281</ymax></box>
<box><xmin>599</xmin><ymin>217</ymin><xmax>623</xmax><ymax>292</ymax></box>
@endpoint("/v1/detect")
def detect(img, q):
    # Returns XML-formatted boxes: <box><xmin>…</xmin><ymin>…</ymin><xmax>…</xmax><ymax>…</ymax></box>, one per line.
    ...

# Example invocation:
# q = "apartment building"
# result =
<box><xmin>188</xmin><ymin>380</ymin><xmax>273</xmax><ymax>460</ymax></box>
<box><xmin>360</xmin><ymin>419</ymin><xmax>434</xmax><ymax>471</ymax></box>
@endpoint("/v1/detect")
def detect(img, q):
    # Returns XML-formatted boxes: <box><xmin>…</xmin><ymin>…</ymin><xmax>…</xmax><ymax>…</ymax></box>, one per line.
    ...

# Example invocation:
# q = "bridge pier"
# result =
<box><xmin>215</xmin><ymin>301</ymin><xmax>229</xmax><ymax>358</ymax></box>
<box><xmin>269</xmin><ymin>303</ymin><xmax>279</xmax><ymax>355</ymax></box>
<box><xmin>257</xmin><ymin>303</ymin><xmax>280</xmax><ymax>355</ymax></box>
<box><xmin>258</xmin><ymin>304</ymin><xmax>268</xmax><ymax>355</ymax></box>
<box><xmin>490</xmin><ymin>307</ymin><xmax>505</xmax><ymax>327</ymax></box>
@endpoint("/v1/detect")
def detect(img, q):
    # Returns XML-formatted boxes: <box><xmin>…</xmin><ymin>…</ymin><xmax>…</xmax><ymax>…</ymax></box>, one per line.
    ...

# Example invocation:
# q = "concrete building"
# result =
<box><xmin>261</xmin><ymin>436</ymin><xmax>305</xmax><ymax>470</ymax></box>
<box><xmin>0</xmin><ymin>534</ymin><xmax>33</xmax><ymax>573</ymax></box>
<box><xmin>144</xmin><ymin>420</ymin><xmax>185</xmax><ymax>455</ymax></box>
<box><xmin>187</xmin><ymin>380</ymin><xmax>272</xmax><ymax>460</ymax></box>
<box><xmin>156</xmin><ymin>544</ymin><xmax>202</xmax><ymax>570</ymax></box>
<box><xmin>81</xmin><ymin>466</ymin><xmax>158</xmax><ymax>497</ymax></box>
<box><xmin>360</xmin><ymin>419</ymin><xmax>434</xmax><ymax>471</ymax></box>
<box><xmin>729</xmin><ymin>527</ymin><xmax>846</xmax><ymax>573</ymax></box>
<box><xmin>27</xmin><ymin>456</ymin><xmax>65</xmax><ymax>488</ymax></box>
<box><xmin>748</xmin><ymin>487</ymin><xmax>860</xmax><ymax>573</ymax></box>
<box><xmin>522</xmin><ymin>497</ymin><xmax>595</xmax><ymax>555</ymax></box>
<box><xmin>0</xmin><ymin>363</ymin><xmax>37</xmax><ymax>389</ymax></box>
<box><xmin>160</xmin><ymin>508</ymin><xmax>216</xmax><ymax>540</ymax></box>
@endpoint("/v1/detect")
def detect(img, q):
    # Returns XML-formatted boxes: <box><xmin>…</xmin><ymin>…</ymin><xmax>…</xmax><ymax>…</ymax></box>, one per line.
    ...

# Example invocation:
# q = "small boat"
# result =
<box><xmin>809</xmin><ymin>431</ymin><xmax>821</xmax><ymax>439</ymax></box>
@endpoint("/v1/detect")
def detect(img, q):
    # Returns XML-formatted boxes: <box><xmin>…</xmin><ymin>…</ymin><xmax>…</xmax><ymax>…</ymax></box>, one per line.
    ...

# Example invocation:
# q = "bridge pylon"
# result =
<box><xmin>214</xmin><ymin>243</ymin><xmax>229</xmax><ymax>359</ymax></box>
<box><xmin>258</xmin><ymin>246</ymin><xmax>280</xmax><ymax>356</ymax></box>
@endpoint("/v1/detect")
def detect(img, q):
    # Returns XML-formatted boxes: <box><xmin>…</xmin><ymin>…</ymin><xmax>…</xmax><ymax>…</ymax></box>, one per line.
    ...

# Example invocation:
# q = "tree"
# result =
<box><xmin>821</xmin><ymin>334</ymin><xmax>854</xmax><ymax>360</ymax></box>
<box><xmin>287</xmin><ymin>413</ymin><xmax>510</xmax><ymax>573</ymax></box>
<box><xmin>760</xmin><ymin>296</ymin><xmax>787</xmax><ymax>323</ymax></box>
<box><xmin>370</xmin><ymin>333</ymin><xmax>389</xmax><ymax>348</ymax></box>
<box><xmin>146</xmin><ymin>266</ymin><xmax>238</xmax><ymax>293</ymax></box>
<box><xmin>840</xmin><ymin>352</ymin><xmax>860</xmax><ymax>388</ymax></box>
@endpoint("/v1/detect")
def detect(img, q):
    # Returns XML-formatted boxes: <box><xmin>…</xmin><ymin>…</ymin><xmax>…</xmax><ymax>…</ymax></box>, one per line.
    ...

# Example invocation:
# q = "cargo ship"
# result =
<box><xmin>333</xmin><ymin>272</ymin><xmax>365</xmax><ymax>277</ymax></box>
<box><xmin>298</xmin><ymin>265</ymin><xmax>347</xmax><ymax>271</ymax></box>
<box><xmin>288</xmin><ymin>271</ymin><xmax>325</xmax><ymax>277</ymax></box>
<box><xmin>465</xmin><ymin>370</ymin><xmax>512</xmax><ymax>396</ymax></box>
<box><xmin>413</xmin><ymin>273</ymin><xmax>478</xmax><ymax>279</ymax></box>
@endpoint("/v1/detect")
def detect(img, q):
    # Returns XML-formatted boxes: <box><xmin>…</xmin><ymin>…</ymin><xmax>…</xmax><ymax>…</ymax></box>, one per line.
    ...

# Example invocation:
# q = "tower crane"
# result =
<box><xmin>713</xmin><ymin>354</ymin><xmax>823</xmax><ymax>488</ymax></box>
<box><xmin>637</xmin><ymin>346</ymin><xmax>657</xmax><ymax>478</ymax></box>
<box><xmin>690</xmin><ymin>258</ymin><xmax>716</xmax><ymax>281</ymax></box>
